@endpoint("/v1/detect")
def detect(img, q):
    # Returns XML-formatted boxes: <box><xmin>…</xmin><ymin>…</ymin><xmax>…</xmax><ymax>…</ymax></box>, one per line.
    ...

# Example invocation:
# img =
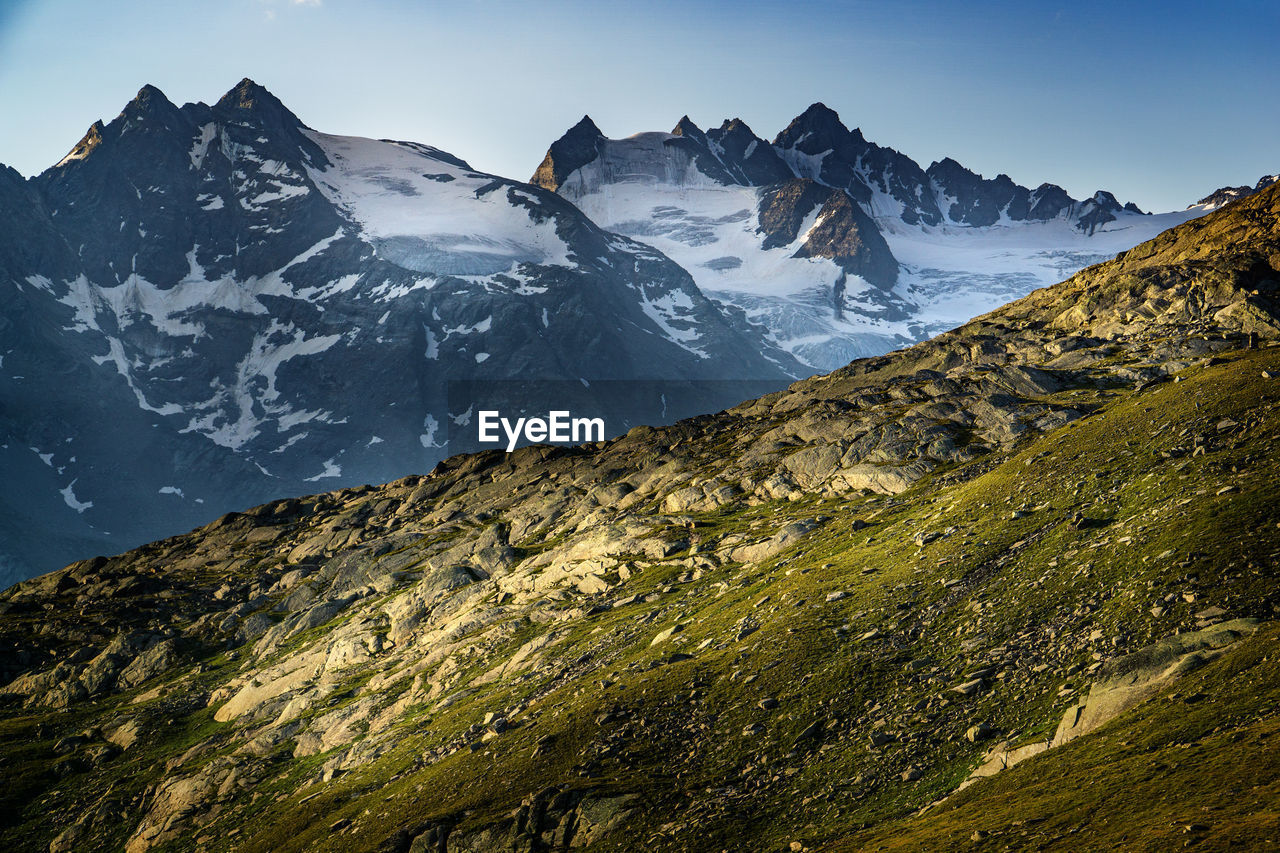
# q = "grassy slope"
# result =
<box><xmin>1</xmin><ymin>349</ymin><xmax>1276</xmax><ymax>853</ymax></box>
<box><xmin>191</xmin><ymin>346</ymin><xmax>1279</xmax><ymax>853</ymax></box>
<box><xmin>835</xmin><ymin>622</ymin><xmax>1280</xmax><ymax>852</ymax></box>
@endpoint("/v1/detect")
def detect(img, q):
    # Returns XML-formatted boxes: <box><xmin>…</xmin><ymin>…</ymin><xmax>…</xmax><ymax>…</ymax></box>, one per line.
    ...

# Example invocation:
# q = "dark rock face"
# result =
<box><xmin>757</xmin><ymin>179</ymin><xmax>898</xmax><ymax>287</ymax></box>
<box><xmin>529</xmin><ymin>115</ymin><xmax>605</xmax><ymax>193</ymax></box>
<box><xmin>0</xmin><ymin>82</ymin><xmax>801</xmax><ymax>585</ymax></box>
<box><xmin>704</xmin><ymin>118</ymin><xmax>794</xmax><ymax>186</ymax></box>
<box><xmin>1027</xmin><ymin>182</ymin><xmax>1076</xmax><ymax>221</ymax></box>
<box><xmin>1074</xmin><ymin>191</ymin><xmax>1125</xmax><ymax>236</ymax></box>
<box><xmin>926</xmin><ymin>158</ymin><xmax>1028</xmax><ymax>226</ymax></box>
<box><xmin>774</xmin><ymin>102</ymin><xmax>942</xmax><ymax>225</ymax></box>
<box><xmin>756</xmin><ymin>180</ymin><xmax>837</xmax><ymax>250</ymax></box>
<box><xmin>1194</xmin><ymin>173</ymin><xmax>1280</xmax><ymax>209</ymax></box>
<box><xmin>772</xmin><ymin>103</ymin><xmax>1142</xmax><ymax>233</ymax></box>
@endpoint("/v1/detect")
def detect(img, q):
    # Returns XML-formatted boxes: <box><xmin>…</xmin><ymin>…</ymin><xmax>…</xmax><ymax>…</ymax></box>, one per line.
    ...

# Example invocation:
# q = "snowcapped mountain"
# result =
<box><xmin>532</xmin><ymin>103</ymin><xmax>1205</xmax><ymax>370</ymax></box>
<box><xmin>0</xmin><ymin>80</ymin><xmax>800</xmax><ymax>586</ymax></box>
<box><xmin>1190</xmin><ymin>173</ymin><xmax>1279</xmax><ymax>211</ymax></box>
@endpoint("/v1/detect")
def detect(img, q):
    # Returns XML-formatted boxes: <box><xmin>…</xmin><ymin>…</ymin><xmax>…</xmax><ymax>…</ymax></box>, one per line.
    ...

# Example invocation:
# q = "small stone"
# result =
<box><xmin>825</xmin><ymin>591</ymin><xmax>848</xmax><ymax>603</ymax></box>
<box><xmin>951</xmin><ymin>678</ymin><xmax>984</xmax><ymax>697</ymax></box>
<box><xmin>650</xmin><ymin>623</ymin><xmax>684</xmax><ymax>646</ymax></box>
<box><xmin>793</xmin><ymin>720</ymin><xmax>824</xmax><ymax>745</ymax></box>
<box><xmin>901</xmin><ymin>766</ymin><xmax>923</xmax><ymax>782</ymax></box>
<box><xmin>966</xmin><ymin>723</ymin><xmax>994</xmax><ymax>743</ymax></box>
<box><xmin>758</xmin><ymin>697</ymin><xmax>779</xmax><ymax>710</ymax></box>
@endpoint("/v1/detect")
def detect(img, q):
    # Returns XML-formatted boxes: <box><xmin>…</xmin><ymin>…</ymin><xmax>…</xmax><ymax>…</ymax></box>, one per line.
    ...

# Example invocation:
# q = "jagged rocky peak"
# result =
<box><xmin>925</xmin><ymin>157</ymin><xmax>1028</xmax><ymax>227</ymax></box>
<box><xmin>1027</xmin><ymin>182</ymin><xmax>1074</xmax><ymax>220</ymax></box>
<box><xmin>123</xmin><ymin>83</ymin><xmax>179</xmax><ymax>116</ymax></box>
<box><xmin>101</xmin><ymin>84</ymin><xmax>188</xmax><ymax>142</ymax></box>
<box><xmin>926</xmin><ymin>157</ymin><xmax>1017</xmax><ymax>194</ymax></box>
<box><xmin>216</xmin><ymin>77</ymin><xmax>287</xmax><ymax>114</ymax></box>
<box><xmin>1073</xmin><ymin>190</ymin><xmax>1126</xmax><ymax>236</ymax></box>
<box><xmin>671</xmin><ymin>114</ymin><xmax>707</xmax><ymax>144</ymax></box>
<box><xmin>55</xmin><ymin>120</ymin><xmax>105</xmax><ymax>167</ymax></box>
<box><xmin>210</xmin><ymin>77</ymin><xmax>310</xmax><ymax>140</ymax></box>
<box><xmin>1089</xmin><ymin>190</ymin><xmax>1122</xmax><ymax>209</ymax></box>
<box><xmin>705</xmin><ymin>117</ymin><xmax>794</xmax><ymax>186</ymax></box>
<box><xmin>1194</xmin><ymin>173</ymin><xmax>1280</xmax><ymax>210</ymax></box>
<box><xmin>530</xmin><ymin>115</ymin><xmax>606</xmax><ymax>191</ymax></box>
<box><xmin>774</xmin><ymin>101</ymin><xmax>861</xmax><ymax>153</ymax></box>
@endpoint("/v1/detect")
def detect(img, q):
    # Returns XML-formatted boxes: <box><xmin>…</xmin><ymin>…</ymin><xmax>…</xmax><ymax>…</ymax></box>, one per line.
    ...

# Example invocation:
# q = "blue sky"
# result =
<box><xmin>0</xmin><ymin>0</ymin><xmax>1275</xmax><ymax>211</ymax></box>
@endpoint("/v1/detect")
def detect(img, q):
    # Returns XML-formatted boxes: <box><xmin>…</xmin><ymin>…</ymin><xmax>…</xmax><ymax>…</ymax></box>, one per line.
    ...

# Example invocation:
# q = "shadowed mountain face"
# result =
<box><xmin>532</xmin><ymin>103</ymin><xmax>1204</xmax><ymax>373</ymax></box>
<box><xmin>0</xmin><ymin>81</ymin><xmax>804</xmax><ymax>587</ymax></box>
<box><xmin>1</xmin><ymin>184</ymin><xmax>1277</xmax><ymax>852</ymax></box>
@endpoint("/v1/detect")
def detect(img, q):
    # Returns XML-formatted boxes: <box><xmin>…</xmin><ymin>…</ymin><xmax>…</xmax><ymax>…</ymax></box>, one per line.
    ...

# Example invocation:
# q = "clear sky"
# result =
<box><xmin>0</xmin><ymin>0</ymin><xmax>1275</xmax><ymax>212</ymax></box>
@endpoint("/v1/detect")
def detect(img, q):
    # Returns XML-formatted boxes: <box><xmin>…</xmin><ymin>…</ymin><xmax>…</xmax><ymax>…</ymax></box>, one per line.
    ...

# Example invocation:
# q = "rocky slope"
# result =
<box><xmin>0</xmin><ymin>80</ymin><xmax>801</xmax><ymax>587</ymax></box>
<box><xmin>532</xmin><ymin>103</ymin><xmax>1204</xmax><ymax>371</ymax></box>
<box><xmin>1</xmin><ymin>181</ymin><xmax>1279</xmax><ymax>853</ymax></box>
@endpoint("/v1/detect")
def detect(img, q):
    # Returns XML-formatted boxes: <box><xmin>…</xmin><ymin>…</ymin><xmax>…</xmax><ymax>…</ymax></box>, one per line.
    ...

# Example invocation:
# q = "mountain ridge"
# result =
<box><xmin>0</xmin><ymin>79</ymin><xmax>801</xmax><ymax>588</ymax></box>
<box><xmin>531</xmin><ymin>102</ymin><xmax>1204</xmax><ymax>373</ymax></box>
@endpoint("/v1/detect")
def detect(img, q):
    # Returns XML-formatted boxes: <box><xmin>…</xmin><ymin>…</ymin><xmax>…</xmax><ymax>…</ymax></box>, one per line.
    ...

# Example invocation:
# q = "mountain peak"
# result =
<box><xmin>926</xmin><ymin>157</ymin><xmax>978</xmax><ymax>182</ymax></box>
<box><xmin>568</xmin><ymin>115</ymin><xmax>604</xmax><ymax>139</ymax></box>
<box><xmin>718</xmin><ymin>117</ymin><xmax>758</xmax><ymax>138</ymax></box>
<box><xmin>672</xmin><ymin>115</ymin><xmax>704</xmax><ymax>139</ymax></box>
<box><xmin>210</xmin><ymin>78</ymin><xmax>307</xmax><ymax>136</ymax></box>
<box><xmin>1089</xmin><ymin>190</ymin><xmax>1121</xmax><ymax>209</ymax></box>
<box><xmin>216</xmin><ymin>78</ymin><xmax>284</xmax><ymax>113</ymax></box>
<box><xmin>1192</xmin><ymin>172</ymin><xmax>1279</xmax><ymax>210</ymax></box>
<box><xmin>530</xmin><ymin>115</ymin><xmax>607</xmax><ymax>191</ymax></box>
<box><xmin>774</xmin><ymin>102</ymin><xmax>853</xmax><ymax>152</ymax></box>
<box><xmin>52</xmin><ymin>120</ymin><xmax>105</xmax><ymax>169</ymax></box>
<box><xmin>795</xmin><ymin>102</ymin><xmax>847</xmax><ymax>133</ymax></box>
<box><xmin>123</xmin><ymin>84</ymin><xmax>178</xmax><ymax>117</ymax></box>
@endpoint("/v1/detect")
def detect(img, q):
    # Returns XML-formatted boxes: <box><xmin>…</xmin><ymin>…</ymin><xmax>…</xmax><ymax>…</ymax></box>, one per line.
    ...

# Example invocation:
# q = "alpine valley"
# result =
<box><xmin>0</xmin><ymin>80</ymin><xmax>1242</xmax><ymax>587</ymax></box>
<box><xmin>2</xmin><ymin>163</ymin><xmax>1279</xmax><ymax>852</ymax></box>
